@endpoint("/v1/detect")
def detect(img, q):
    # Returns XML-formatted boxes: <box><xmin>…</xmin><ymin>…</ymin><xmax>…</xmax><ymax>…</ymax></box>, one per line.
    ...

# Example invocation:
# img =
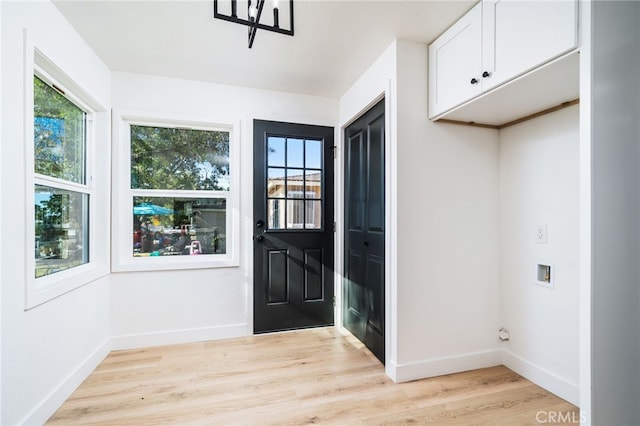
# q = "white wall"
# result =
<box><xmin>339</xmin><ymin>40</ymin><xmax>502</xmax><ymax>383</ymax></box>
<box><xmin>0</xmin><ymin>1</ymin><xmax>4</xmax><ymax>423</ymax></box>
<box><xmin>394</xmin><ymin>41</ymin><xmax>501</xmax><ymax>381</ymax></box>
<box><xmin>590</xmin><ymin>1</ymin><xmax>640</xmax><ymax>424</ymax></box>
<box><xmin>110</xmin><ymin>72</ymin><xmax>338</xmax><ymax>348</ymax></box>
<box><xmin>499</xmin><ymin>105</ymin><xmax>580</xmax><ymax>405</ymax></box>
<box><xmin>1</xmin><ymin>2</ymin><xmax>112</xmax><ymax>424</ymax></box>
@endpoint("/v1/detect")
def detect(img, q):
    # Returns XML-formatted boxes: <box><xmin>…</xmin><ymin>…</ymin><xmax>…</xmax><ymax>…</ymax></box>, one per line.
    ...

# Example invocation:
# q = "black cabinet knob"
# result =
<box><xmin>256</xmin><ymin>220</ymin><xmax>265</xmax><ymax>228</ymax></box>
<box><xmin>470</xmin><ymin>78</ymin><xmax>479</xmax><ymax>85</ymax></box>
<box><xmin>255</xmin><ymin>235</ymin><xmax>264</xmax><ymax>243</ymax></box>
<box><xmin>482</xmin><ymin>71</ymin><xmax>491</xmax><ymax>78</ymax></box>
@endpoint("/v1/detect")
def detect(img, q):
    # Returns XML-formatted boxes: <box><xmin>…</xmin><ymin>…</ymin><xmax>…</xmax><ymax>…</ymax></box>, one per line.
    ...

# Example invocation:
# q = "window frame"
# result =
<box><xmin>112</xmin><ymin>111</ymin><xmax>240</xmax><ymax>272</ymax></box>
<box><xmin>26</xmin><ymin>51</ymin><xmax>108</xmax><ymax>309</ymax></box>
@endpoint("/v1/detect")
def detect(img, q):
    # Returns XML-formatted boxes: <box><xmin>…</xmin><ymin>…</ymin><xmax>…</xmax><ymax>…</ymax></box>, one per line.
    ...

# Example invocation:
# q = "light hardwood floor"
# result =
<box><xmin>48</xmin><ymin>327</ymin><xmax>578</xmax><ymax>425</ymax></box>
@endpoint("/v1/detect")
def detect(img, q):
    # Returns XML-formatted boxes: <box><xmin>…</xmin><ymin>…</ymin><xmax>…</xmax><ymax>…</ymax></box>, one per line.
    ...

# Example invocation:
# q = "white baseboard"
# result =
<box><xmin>387</xmin><ymin>349</ymin><xmax>579</xmax><ymax>406</ymax></box>
<box><xmin>500</xmin><ymin>349</ymin><xmax>579</xmax><ymax>406</ymax></box>
<box><xmin>20</xmin><ymin>338</ymin><xmax>111</xmax><ymax>426</ymax></box>
<box><xmin>388</xmin><ymin>350</ymin><xmax>502</xmax><ymax>383</ymax></box>
<box><xmin>110</xmin><ymin>323</ymin><xmax>248</xmax><ymax>351</ymax></box>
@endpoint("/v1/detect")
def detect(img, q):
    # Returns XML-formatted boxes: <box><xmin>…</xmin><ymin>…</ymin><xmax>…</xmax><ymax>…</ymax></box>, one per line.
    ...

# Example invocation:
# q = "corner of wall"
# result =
<box><xmin>500</xmin><ymin>349</ymin><xmax>580</xmax><ymax>406</ymax></box>
<box><xmin>19</xmin><ymin>338</ymin><xmax>111</xmax><ymax>425</ymax></box>
<box><xmin>497</xmin><ymin>105</ymin><xmax>581</xmax><ymax>407</ymax></box>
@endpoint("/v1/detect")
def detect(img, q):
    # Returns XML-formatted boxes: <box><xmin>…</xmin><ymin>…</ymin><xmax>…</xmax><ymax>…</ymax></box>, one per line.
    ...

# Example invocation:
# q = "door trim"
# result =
<box><xmin>252</xmin><ymin>119</ymin><xmax>335</xmax><ymax>334</ymax></box>
<box><xmin>247</xmin><ymin>116</ymin><xmax>338</xmax><ymax>336</ymax></box>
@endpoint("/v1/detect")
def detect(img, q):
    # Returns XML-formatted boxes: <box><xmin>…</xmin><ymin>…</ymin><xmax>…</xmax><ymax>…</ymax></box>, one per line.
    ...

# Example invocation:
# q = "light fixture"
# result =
<box><xmin>213</xmin><ymin>0</ymin><xmax>294</xmax><ymax>48</ymax></box>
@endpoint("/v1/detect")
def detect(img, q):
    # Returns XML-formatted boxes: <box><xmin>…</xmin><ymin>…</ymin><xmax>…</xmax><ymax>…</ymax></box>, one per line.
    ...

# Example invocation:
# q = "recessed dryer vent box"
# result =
<box><xmin>536</xmin><ymin>262</ymin><xmax>554</xmax><ymax>288</ymax></box>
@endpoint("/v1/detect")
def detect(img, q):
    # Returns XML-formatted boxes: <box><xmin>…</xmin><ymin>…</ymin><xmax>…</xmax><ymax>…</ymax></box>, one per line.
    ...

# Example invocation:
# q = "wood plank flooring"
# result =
<box><xmin>47</xmin><ymin>327</ymin><xmax>578</xmax><ymax>425</ymax></box>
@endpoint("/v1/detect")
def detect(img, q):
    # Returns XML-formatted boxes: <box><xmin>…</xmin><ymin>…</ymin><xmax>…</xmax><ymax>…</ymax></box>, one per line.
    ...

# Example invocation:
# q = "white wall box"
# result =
<box><xmin>429</xmin><ymin>0</ymin><xmax>578</xmax><ymax>126</ymax></box>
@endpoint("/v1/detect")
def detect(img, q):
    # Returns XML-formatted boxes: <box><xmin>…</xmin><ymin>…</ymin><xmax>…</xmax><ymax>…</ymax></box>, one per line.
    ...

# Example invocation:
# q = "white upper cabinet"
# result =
<box><xmin>429</xmin><ymin>0</ymin><xmax>578</xmax><ymax>121</ymax></box>
<box><xmin>429</xmin><ymin>3</ymin><xmax>483</xmax><ymax>117</ymax></box>
<box><xmin>482</xmin><ymin>0</ymin><xmax>578</xmax><ymax>91</ymax></box>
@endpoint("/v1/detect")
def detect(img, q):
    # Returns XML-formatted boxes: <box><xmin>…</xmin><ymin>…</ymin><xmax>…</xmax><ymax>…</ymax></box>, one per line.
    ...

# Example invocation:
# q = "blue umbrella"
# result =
<box><xmin>133</xmin><ymin>202</ymin><xmax>174</xmax><ymax>215</ymax></box>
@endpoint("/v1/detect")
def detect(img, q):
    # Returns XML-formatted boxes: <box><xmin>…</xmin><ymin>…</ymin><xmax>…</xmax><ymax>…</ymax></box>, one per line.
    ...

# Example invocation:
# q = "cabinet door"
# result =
<box><xmin>428</xmin><ymin>2</ymin><xmax>482</xmax><ymax>118</ymax></box>
<box><xmin>482</xmin><ymin>0</ymin><xmax>577</xmax><ymax>91</ymax></box>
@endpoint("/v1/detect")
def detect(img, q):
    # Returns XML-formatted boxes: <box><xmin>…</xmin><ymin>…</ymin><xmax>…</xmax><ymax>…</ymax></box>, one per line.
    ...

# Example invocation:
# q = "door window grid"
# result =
<box><xmin>266</xmin><ymin>136</ymin><xmax>323</xmax><ymax>230</ymax></box>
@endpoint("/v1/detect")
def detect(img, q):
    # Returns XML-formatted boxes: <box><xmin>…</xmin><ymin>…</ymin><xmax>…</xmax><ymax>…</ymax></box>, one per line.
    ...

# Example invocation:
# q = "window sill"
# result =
<box><xmin>26</xmin><ymin>263</ymin><xmax>110</xmax><ymax>310</ymax></box>
<box><xmin>111</xmin><ymin>255</ymin><xmax>239</xmax><ymax>273</ymax></box>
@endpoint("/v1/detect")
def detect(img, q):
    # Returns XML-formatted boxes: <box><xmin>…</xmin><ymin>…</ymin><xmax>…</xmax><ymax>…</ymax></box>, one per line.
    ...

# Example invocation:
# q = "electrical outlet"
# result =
<box><xmin>535</xmin><ymin>224</ymin><xmax>548</xmax><ymax>244</ymax></box>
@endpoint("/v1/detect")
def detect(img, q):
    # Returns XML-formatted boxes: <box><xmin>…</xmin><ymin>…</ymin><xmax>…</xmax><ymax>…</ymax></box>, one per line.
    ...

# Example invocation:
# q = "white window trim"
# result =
<box><xmin>25</xmin><ymin>47</ymin><xmax>109</xmax><ymax>309</ymax></box>
<box><xmin>112</xmin><ymin>110</ymin><xmax>240</xmax><ymax>272</ymax></box>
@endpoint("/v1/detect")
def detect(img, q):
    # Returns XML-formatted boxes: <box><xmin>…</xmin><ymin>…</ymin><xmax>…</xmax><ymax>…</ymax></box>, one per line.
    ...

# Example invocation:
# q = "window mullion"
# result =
<box><xmin>34</xmin><ymin>174</ymin><xmax>91</xmax><ymax>194</ymax></box>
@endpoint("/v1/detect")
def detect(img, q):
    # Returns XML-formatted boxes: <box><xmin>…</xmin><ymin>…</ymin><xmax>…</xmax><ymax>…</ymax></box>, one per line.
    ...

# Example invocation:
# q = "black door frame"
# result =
<box><xmin>252</xmin><ymin>119</ymin><xmax>335</xmax><ymax>334</ymax></box>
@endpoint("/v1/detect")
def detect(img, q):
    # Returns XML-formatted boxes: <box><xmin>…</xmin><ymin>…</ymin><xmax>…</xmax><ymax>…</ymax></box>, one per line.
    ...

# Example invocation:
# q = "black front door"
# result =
<box><xmin>343</xmin><ymin>99</ymin><xmax>385</xmax><ymax>363</ymax></box>
<box><xmin>253</xmin><ymin>120</ymin><xmax>335</xmax><ymax>334</ymax></box>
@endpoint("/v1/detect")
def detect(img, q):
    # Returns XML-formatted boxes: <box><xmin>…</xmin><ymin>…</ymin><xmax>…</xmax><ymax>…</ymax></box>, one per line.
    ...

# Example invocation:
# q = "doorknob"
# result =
<box><xmin>255</xmin><ymin>235</ymin><xmax>264</xmax><ymax>243</ymax></box>
<box><xmin>256</xmin><ymin>220</ymin><xmax>265</xmax><ymax>228</ymax></box>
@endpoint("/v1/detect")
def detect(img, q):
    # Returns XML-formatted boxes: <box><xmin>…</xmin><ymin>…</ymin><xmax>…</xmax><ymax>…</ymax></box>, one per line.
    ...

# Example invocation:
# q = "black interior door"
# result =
<box><xmin>343</xmin><ymin>99</ymin><xmax>385</xmax><ymax>363</ymax></box>
<box><xmin>253</xmin><ymin>120</ymin><xmax>335</xmax><ymax>334</ymax></box>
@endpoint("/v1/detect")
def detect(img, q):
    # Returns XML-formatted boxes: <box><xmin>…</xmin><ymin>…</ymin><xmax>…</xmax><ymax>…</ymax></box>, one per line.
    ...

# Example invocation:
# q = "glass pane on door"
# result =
<box><xmin>267</xmin><ymin>167</ymin><xmax>286</xmax><ymax>198</ymax></box>
<box><xmin>305</xmin><ymin>139</ymin><xmax>322</xmax><ymax>169</ymax></box>
<box><xmin>265</xmin><ymin>135</ymin><xmax>325</xmax><ymax>230</ymax></box>
<box><xmin>287</xmin><ymin>138</ymin><xmax>304</xmax><ymax>168</ymax></box>
<box><xmin>268</xmin><ymin>199</ymin><xmax>285</xmax><ymax>230</ymax></box>
<box><xmin>306</xmin><ymin>200</ymin><xmax>322</xmax><ymax>229</ymax></box>
<box><xmin>305</xmin><ymin>169</ymin><xmax>322</xmax><ymax>200</ymax></box>
<box><xmin>267</xmin><ymin>137</ymin><xmax>286</xmax><ymax>167</ymax></box>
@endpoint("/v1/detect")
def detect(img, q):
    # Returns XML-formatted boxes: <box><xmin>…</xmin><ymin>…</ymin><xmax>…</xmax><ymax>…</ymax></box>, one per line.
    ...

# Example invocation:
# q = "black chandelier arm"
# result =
<box><xmin>248</xmin><ymin>0</ymin><xmax>265</xmax><ymax>48</ymax></box>
<box><xmin>213</xmin><ymin>0</ymin><xmax>294</xmax><ymax>48</ymax></box>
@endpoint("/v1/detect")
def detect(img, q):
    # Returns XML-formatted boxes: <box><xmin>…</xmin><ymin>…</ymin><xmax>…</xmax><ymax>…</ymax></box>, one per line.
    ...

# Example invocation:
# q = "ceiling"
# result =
<box><xmin>53</xmin><ymin>0</ymin><xmax>474</xmax><ymax>98</ymax></box>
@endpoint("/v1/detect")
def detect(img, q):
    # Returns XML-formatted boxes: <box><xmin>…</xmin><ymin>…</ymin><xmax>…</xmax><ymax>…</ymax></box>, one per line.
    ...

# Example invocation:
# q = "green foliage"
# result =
<box><xmin>33</xmin><ymin>76</ymin><xmax>85</xmax><ymax>184</ymax></box>
<box><xmin>35</xmin><ymin>187</ymin><xmax>84</xmax><ymax>245</ymax></box>
<box><xmin>131</xmin><ymin>126</ymin><xmax>230</xmax><ymax>191</ymax></box>
<box><xmin>34</xmin><ymin>186</ymin><xmax>87</xmax><ymax>277</ymax></box>
<box><xmin>33</xmin><ymin>77</ymin><xmax>88</xmax><ymax>277</ymax></box>
<box><xmin>36</xmin><ymin>192</ymin><xmax>64</xmax><ymax>249</ymax></box>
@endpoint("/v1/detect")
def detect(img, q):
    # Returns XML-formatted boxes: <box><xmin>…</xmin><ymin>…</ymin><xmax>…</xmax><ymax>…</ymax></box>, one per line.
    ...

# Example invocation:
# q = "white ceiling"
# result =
<box><xmin>53</xmin><ymin>0</ymin><xmax>474</xmax><ymax>98</ymax></box>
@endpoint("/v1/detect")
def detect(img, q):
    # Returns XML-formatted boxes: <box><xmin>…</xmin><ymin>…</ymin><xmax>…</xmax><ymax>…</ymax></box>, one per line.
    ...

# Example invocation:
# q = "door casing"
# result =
<box><xmin>252</xmin><ymin>119</ymin><xmax>335</xmax><ymax>334</ymax></box>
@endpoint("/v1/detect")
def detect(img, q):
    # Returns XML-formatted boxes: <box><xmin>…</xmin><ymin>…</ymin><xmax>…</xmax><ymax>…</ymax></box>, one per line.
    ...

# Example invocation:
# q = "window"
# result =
<box><xmin>113</xmin><ymin>117</ymin><xmax>239</xmax><ymax>271</ymax></box>
<box><xmin>33</xmin><ymin>75</ymin><xmax>90</xmax><ymax>278</ymax></box>
<box><xmin>26</xmin><ymin>51</ymin><xmax>109</xmax><ymax>309</ymax></box>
